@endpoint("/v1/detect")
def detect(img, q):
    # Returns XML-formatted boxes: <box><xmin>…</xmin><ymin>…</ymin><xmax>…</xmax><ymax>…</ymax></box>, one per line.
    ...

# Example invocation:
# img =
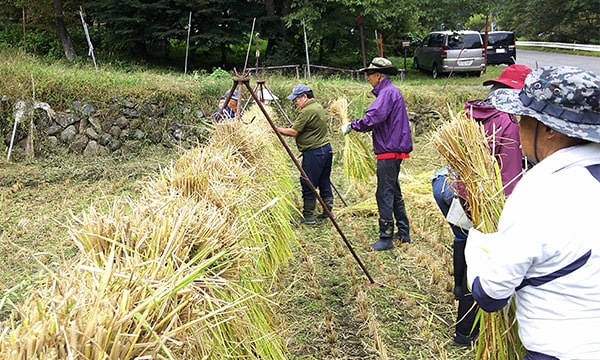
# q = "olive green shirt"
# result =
<box><xmin>292</xmin><ymin>99</ymin><xmax>330</xmax><ymax>152</ymax></box>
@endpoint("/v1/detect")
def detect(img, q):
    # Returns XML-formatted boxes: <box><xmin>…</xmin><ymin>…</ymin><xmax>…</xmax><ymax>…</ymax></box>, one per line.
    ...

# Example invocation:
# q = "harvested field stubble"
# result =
<box><xmin>0</xmin><ymin>63</ymin><xmax>503</xmax><ymax>358</ymax></box>
<box><xmin>0</xmin><ymin>116</ymin><xmax>298</xmax><ymax>359</ymax></box>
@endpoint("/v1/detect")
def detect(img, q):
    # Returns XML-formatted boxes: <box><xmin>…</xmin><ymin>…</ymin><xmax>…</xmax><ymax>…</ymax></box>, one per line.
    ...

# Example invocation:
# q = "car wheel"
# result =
<box><xmin>432</xmin><ymin>63</ymin><xmax>439</xmax><ymax>79</ymax></box>
<box><xmin>413</xmin><ymin>57</ymin><xmax>419</xmax><ymax>70</ymax></box>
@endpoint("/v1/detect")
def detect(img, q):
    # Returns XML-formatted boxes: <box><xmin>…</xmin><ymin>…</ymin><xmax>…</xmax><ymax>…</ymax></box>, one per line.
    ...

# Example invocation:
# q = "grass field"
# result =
<box><xmin>0</xmin><ymin>52</ymin><xmax>509</xmax><ymax>359</ymax></box>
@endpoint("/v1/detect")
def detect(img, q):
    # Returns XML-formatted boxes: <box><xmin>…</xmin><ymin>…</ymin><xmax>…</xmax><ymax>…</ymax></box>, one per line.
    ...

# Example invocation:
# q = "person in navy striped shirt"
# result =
<box><xmin>466</xmin><ymin>66</ymin><xmax>600</xmax><ymax>360</ymax></box>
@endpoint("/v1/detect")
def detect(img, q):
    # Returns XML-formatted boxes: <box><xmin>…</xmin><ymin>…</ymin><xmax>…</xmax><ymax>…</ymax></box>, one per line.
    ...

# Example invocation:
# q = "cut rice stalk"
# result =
<box><xmin>432</xmin><ymin>108</ymin><xmax>524</xmax><ymax>360</ymax></box>
<box><xmin>330</xmin><ymin>98</ymin><xmax>375</xmax><ymax>184</ymax></box>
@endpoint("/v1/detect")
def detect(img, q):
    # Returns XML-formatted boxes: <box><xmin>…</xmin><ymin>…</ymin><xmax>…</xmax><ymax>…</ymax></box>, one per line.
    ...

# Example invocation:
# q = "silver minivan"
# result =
<box><xmin>414</xmin><ymin>30</ymin><xmax>486</xmax><ymax>78</ymax></box>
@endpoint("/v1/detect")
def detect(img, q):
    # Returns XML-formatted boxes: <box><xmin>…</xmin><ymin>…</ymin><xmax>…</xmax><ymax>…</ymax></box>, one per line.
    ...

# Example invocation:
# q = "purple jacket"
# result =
<box><xmin>350</xmin><ymin>78</ymin><xmax>413</xmax><ymax>155</ymax></box>
<box><xmin>464</xmin><ymin>99</ymin><xmax>522</xmax><ymax>196</ymax></box>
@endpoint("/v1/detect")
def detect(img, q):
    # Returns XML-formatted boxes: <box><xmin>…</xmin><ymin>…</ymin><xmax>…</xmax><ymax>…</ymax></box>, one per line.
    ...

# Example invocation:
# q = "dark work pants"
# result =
<box><xmin>432</xmin><ymin>174</ymin><xmax>478</xmax><ymax>337</ymax></box>
<box><xmin>456</xmin><ymin>288</ymin><xmax>479</xmax><ymax>337</ymax></box>
<box><xmin>522</xmin><ymin>352</ymin><xmax>559</xmax><ymax>360</ymax></box>
<box><xmin>300</xmin><ymin>144</ymin><xmax>333</xmax><ymax>200</ymax></box>
<box><xmin>376</xmin><ymin>158</ymin><xmax>410</xmax><ymax>240</ymax></box>
<box><xmin>431</xmin><ymin>175</ymin><xmax>468</xmax><ymax>242</ymax></box>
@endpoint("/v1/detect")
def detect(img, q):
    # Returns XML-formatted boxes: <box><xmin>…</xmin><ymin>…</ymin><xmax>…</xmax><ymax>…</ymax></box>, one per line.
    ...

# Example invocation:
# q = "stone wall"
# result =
<box><xmin>1</xmin><ymin>97</ymin><xmax>211</xmax><ymax>158</ymax></box>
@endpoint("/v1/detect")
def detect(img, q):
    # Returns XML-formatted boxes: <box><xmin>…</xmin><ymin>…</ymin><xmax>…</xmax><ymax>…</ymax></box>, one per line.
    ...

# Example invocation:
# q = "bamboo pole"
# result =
<box><xmin>184</xmin><ymin>11</ymin><xmax>192</xmax><ymax>80</ymax></box>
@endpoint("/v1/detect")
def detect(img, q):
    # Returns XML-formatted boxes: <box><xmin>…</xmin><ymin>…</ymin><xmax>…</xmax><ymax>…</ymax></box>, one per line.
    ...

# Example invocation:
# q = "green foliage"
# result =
<box><xmin>0</xmin><ymin>24</ymin><xmax>22</xmax><ymax>51</ymax></box>
<box><xmin>466</xmin><ymin>13</ymin><xmax>488</xmax><ymax>33</ymax></box>
<box><xmin>413</xmin><ymin>0</ymin><xmax>488</xmax><ymax>31</ymax></box>
<box><xmin>0</xmin><ymin>24</ymin><xmax>58</xmax><ymax>57</ymax></box>
<box><xmin>1</xmin><ymin>0</ymin><xmax>597</xmax><ymax>70</ymax></box>
<box><xmin>495</xmin><ymin>0</ymin><xmax>599</xmax><ymax>43</ymax></box>
<box><xmin>206</xmin><ymin>67</ymin><xmax>231</xmax><ymax>79</ymax></box>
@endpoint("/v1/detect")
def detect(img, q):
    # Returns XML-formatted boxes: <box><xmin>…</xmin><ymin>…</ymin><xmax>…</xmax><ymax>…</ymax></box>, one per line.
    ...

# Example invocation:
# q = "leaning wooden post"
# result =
<box><xmin>79</xmin><ymin>7</ymin><xmax>97</xmax><ymax>70</ymax></box>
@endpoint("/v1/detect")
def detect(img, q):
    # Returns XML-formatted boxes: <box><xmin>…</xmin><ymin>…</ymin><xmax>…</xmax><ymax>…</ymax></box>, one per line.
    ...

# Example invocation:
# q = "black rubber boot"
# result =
<box><xmin>300</xmin><ymin>199</ymin><xmax>316</xmax><ymax>225</ymax></box>
<box><xmin>453</xmin><ymin>240</ymin><xmax>468</xmax><ymax>299</ymax></box>
<box><xmin>393</xmin><ymin>198</ymin><xmax>411</xmax><ymax>243</ymax></box>
<box><xmin>370</xmin><ymin>219</ymin><xmax>395</xmax><ymax>251</ymax></box>
<box><xmin>316</xmin><ymin>197</ymin><xmax>334</xmax><ymax>220</ymax></box>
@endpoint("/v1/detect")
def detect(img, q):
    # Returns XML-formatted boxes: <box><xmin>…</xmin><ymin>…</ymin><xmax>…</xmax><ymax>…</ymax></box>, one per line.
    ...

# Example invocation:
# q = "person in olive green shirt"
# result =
<box><xmin>275</xmin><ymin>84</ymin><xmax>333</xmax><ymax>225</ymax></box>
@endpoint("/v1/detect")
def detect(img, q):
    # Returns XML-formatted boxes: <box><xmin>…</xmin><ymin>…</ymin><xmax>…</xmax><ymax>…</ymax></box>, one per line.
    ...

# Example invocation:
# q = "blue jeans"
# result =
<box><xmin>431</xmin><ymin>174</ymin><xmax>468</xmax><ymax>242</ymax></box>
<box><xmin>300</xmin><ymin>144</ymin><xmax>333</xmax><ymax>200</ymax></box>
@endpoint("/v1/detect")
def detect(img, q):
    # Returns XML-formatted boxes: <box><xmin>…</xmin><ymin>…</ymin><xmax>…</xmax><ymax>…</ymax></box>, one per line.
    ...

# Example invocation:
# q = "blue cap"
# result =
<box><xmin>221</xmin><ymin>90</ymin><xmax>238</xmax><ymax>100</ymax></box>
<box><xmin>287</xmin><ymin>84</ymin><xmax>311</xmax><ymax>101</ymax></box>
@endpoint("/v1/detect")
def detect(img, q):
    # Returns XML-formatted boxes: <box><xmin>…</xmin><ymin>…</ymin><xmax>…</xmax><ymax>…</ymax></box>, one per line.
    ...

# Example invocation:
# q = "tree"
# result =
<box><xmin>257</xmin><ymin>0</ymin><xmax>292</xmax><ymax>65</ymax></box>
<box><xmin>0</xmin><ymin>0</ymin><xmax>78</xmax><ymax>59</ymax></box>
<box><xmin>53</xmin><ymin>0</ymin><xmax>76</xmax><ymax>61</ymax></box>
<box><xmin>283</xmin><ymin>0</ymin><xmax>420</xmax><ymax>67</ymax></box>
<box><xmin>414</xmin><ymin>0</ymin><xmax>487</xmax><ymax>31</ymax></box>
<box><xmin>496</xmin><ymin>0</ymin><xmax>599</xmax><ymax>43</ymax></box>
<box><xmin>2</xmin><ymin>0</ymin><xmax>594</xmax><ymax>68</ymax></box>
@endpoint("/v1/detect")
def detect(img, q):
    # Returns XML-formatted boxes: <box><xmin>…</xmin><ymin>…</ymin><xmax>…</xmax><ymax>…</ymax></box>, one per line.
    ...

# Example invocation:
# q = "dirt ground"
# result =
<box><xmin>276</xmin><ymin>135</ymin><xmax>478</xmax><ymax>359</ymax></box>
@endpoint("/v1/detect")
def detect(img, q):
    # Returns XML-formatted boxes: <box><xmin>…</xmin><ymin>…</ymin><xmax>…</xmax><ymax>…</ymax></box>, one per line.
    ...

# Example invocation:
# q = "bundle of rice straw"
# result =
<box><xmin>0</xmin><ymin>119</ymin><xmax>295</xmax><ymax>359</ymax></box>
<box><xmin>431</xmin><ymin>108</ymin><xmax>525</xmax><ymax>360</ymax></box>
<box><xmin>330</xmin><ymin>98</ymin><xmax>375</xmax><ymax>184</ymax></box>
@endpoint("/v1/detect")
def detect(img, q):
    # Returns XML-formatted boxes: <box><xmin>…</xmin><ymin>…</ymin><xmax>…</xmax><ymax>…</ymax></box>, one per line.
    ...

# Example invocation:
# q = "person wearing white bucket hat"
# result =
<box><xmin>465</xmin><ymin>66</ymin><xmax>600</xmax><ymax>359</ymax></box>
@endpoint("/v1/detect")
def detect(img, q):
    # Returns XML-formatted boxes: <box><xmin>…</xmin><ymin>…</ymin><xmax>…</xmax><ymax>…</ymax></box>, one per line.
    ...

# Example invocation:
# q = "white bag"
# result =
<box><xmin>446</xmin><ymin>197</ymin><xmax>473</xmax><ymax>230</ymax></box>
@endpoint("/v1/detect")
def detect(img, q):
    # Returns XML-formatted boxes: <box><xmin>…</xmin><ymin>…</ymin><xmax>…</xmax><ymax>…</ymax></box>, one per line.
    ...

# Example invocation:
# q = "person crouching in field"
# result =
<box><xmin>213</xmin><ymin>90</ymin><xmax>239</xmax><ymax>122</ymax></box>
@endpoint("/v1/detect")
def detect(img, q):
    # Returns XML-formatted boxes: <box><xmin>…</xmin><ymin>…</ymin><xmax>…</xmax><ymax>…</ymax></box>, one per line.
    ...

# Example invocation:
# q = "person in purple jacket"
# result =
<box><xmin>431</xmin><ymin>63</ymin><xmax>532</xmax><ymax>346</ymax></box>
<box><xmin>341</xmin><ymin>57</ymin><xmax>413</xmax><ymax>251</ymax></box>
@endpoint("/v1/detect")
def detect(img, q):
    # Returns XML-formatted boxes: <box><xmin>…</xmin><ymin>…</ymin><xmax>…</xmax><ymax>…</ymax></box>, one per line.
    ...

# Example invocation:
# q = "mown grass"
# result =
<box><xmin>0</xmin><ymin>50</ymin><xmax>509</xmax><ymax>359</ymax></box>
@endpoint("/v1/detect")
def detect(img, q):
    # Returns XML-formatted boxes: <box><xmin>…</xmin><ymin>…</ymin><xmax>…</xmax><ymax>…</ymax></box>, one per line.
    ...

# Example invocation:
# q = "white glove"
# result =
<box><xmin>341</xmin><ymin>123</ymin><xmax>353</xmax><ymax>136</ymax></box>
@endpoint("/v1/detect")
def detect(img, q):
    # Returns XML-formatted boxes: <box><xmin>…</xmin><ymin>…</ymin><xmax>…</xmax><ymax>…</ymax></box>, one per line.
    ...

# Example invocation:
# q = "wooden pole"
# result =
<box><xmin>238</xmin><ymin>78</ymin><xmax>376</xmax><ymax>284</ymax></box>
<box><xmin>80</xmin><ymin>7</ymin><xmax>97</xmax><ymax>69</ymax></box>
<box><xmin>184</xmin><ymin>11</ymin><xmax>192</xmax><ymax>80</ymax></box>
<box><xmin>303</xmin><ymin>21</ymin><xmax>311</xmax><ymax>79</ymax></box>
<box><xmin>243</xmin><ymin>18</ymin><xmax>256</xmax><ymax>74</ymax></box>
<box><xmin>7</xmin><ymin>102</ymin><xmax>25</xmax><ymax>162</ymax></box>
<box><xmin>483</xmin><ymin>11</ymin><xmax>489</xmax><ymax>74</ymax></box>
<box><xmin>357</xmin><ymin>14</ymin><xmax>366</xmax><ymax>69</ymax></box>
<box><xmin>21</xmin><ymin>8</ymin><xmax>26</xmax><ymax>54</ymax></box>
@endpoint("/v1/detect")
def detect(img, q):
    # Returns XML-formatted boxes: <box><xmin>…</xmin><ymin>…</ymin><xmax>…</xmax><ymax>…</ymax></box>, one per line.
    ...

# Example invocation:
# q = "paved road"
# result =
<box><xmin>516</xmin><ymin>50</ymin><xmax>599</xmax><ymax>74</ymax></box>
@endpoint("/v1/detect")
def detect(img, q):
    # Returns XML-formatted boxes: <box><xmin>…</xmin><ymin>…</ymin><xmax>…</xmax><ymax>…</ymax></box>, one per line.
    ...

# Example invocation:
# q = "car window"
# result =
<box><xmin>447</xmin><ymin>34</ymin><xmax>482</xmax><ymax>50</ymax></box>
<box><xmin>429</xmin><ymin>34</ymin><xmax>444</xmax><ymax>47</ymax></box>
<box><xmin>447</xmin><ymin>34</ymin><xmax>463</xmax><ymax>50</ymax></box>
<box><xmin>421</xmin><ymin>35</ymin><xmax>430</xmax><ymax>47</ymax></box>
<box><xmin>462</xmin><ymin>34</ymin><xmax>482</xmax><ymax>49</ymax></box>
<box><xmin>488</xmin><ymin>33</ymin><xmax>513</xmax><ymax>46</ymax></box>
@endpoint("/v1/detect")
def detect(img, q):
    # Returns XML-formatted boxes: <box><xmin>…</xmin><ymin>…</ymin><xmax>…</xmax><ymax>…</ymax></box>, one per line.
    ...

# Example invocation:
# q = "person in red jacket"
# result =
<box><xmin>432</xmin><ymin>63</ymin><xmax>532</xmax><ymax>346</ymax></box>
